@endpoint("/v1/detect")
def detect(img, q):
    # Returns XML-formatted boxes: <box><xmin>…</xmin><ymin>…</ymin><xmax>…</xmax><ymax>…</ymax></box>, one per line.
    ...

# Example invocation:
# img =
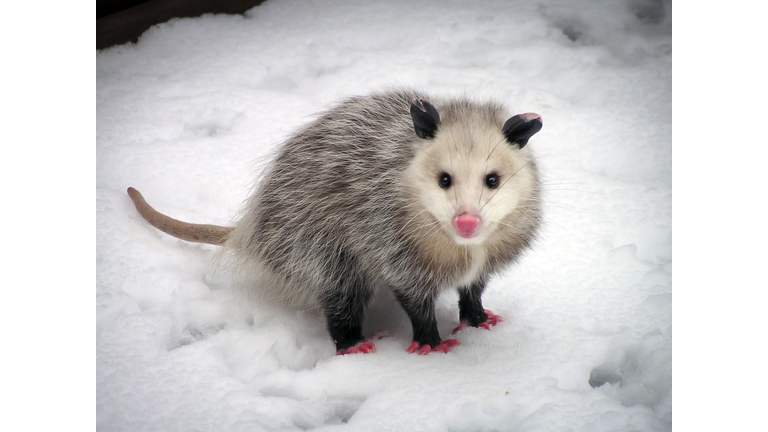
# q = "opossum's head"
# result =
<box><xmin>405</xmin><ymin>99</ymin><xmax>542</xmax><ymax>246</ymax></box>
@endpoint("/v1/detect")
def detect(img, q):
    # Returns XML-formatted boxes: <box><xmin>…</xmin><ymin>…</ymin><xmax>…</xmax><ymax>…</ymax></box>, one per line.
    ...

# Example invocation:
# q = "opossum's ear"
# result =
<box><xmin>410</xmin><ymin>99</ymin><xmax>441</xmax><ymax>139</ymax></box>
<box><xmin>503</xmin><ymin>113</ymin><xmax>542</xmax><ymax>148</ymax></box>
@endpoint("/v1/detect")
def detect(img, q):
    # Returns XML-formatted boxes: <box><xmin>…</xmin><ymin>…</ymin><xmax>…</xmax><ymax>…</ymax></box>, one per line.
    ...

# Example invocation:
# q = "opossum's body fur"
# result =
<box><xmin>129</xmin><ymin>89</ymin><xmax>543</xmax><ymax>354</ymax></box>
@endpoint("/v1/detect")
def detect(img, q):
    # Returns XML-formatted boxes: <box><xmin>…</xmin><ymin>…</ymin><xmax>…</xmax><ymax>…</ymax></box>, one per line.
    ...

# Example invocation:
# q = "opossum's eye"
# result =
<box><xmin>410</xmin><ymin>99</ymin><xmax>441</xmax><ymax>139</ymax></box>
<box><xmin>485</xmin><ymin>173</ymin><xmax>500</xmax><ymax>189</ymax></box>
<box><xmin>503</xmin><ymin>113</ymin><xmax>543</xmax><ymax>148</ymax></box>
<box><xmin>438</xmin><ymin>172</ymin><xmax>452</xmax><ymax>189</ymax></box>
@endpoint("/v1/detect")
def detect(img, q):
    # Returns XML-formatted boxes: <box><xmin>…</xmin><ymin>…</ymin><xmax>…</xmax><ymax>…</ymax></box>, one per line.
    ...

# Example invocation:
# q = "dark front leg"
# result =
<box><xmin>458</xmin><ymin>279</ymin><xmax>489</xmax><ymax>326</ymax></box>
<box><xmin>394</xmin><ymin>288</ymin><xmax>461</xmax><ymax>354</ymax></box>
<box><xmin>454</xmin><ymin>279</ymin><xmax>503</xmax><ymax>334</ymax></box>
<box><xmin>394</xmin><ymin>289</ymin><xmax>442</xmax><ymax>348</ymax></box>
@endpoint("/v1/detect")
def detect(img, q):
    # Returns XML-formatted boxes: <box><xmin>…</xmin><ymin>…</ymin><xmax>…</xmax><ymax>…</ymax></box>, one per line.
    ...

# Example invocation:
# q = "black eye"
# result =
<box><xmin>485</xmin><ymin>173</ymin><xmax>500</xmax><ymax>189</ymax></box>
<box><xmin>438</xmin><ymin>172</ymin><xmax>452</xmax><ymax>189</ymax></box>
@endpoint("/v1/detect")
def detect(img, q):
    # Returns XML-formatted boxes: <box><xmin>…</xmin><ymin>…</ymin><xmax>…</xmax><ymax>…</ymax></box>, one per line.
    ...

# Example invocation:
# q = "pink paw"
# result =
<box><xmin>406</xmin><ymin>339</ymin><xmax>461</xmax><ymax>355</ymax></box>
<box><xmin>452</xmin><ymin>310</ymin><xmax>504</xmax><ymax>334</ymax></box>
<box><xmin>480</xmin><ymin>309</ymin><xmax>504</xmax><ymax>329</ymax></box>
<box><xmin>451</xmin><ymin>323</ymin><xmax>469</xmax><ymax>335</ymax></box>
<box><xmin>336</xmin><ymin>340</ymin><xmax>376</xmax><ymax>356</ymax></box>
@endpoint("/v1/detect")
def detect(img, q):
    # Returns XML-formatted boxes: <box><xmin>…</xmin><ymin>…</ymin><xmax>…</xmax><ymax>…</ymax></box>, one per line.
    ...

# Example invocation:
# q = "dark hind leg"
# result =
<box><xmin>393</xmin><ymin>288</ymin><xmax>460</xmax><ymax>355</ymax></box>
<box><xmin>321</xmin><ymin>246</ymin><xmax>375</xmax><ymax>354</ymax></box>
<box><xmin>323</xmin><ymin>286</ymin><xmax>374</xmax><ymax>354</ymax></box>
<box><xmin>453</xmin><ymin>279</ymin><xmax>503</xmax><ymax>334</ymax></box>
<box><xmin>321</xmin><ymin>248</ymin><xmax>375</xmax><ymax>354</ymax></box>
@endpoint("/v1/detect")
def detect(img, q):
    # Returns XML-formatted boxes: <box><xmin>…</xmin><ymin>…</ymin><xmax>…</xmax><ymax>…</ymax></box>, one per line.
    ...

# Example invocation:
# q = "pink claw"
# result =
<box><xmin>406</xmin><ymin>339</ymin><xmax>460</xmax><ymax>355</ymax></box>
<box><xmin>430</xmin><ymin>339</ymin><xmax>461</xmax><ymax>354</ymax></box>
<box><xmin>484</xmin><ymin>310</ymin><xmax>504</xmax><ymax>326</ymax></box>
<box><xmin>451</xmin><ymin>323</ymin><xmax>468</xmax><ymax>335</ymax></box>
<box><xmin>336</xmin><ymin>340</ymin><xmax>376</xmax><ymax>356</ymax></box>
<box><xmin>406</xmin><ymin>341</ymin><xmax>421</xmax><ymax>354</ymax></box>
<box><xmin>452</xmin><ymin>310</ymin><xmax>504</xmax><ymax>334</ymax></box>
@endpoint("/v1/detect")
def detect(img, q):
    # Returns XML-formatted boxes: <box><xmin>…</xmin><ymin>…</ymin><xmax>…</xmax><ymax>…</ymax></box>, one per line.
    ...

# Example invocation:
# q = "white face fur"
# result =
<box><xmin>404</xmin><ymin>119</ymin><xmax>537</xmax><ymax>247</ymax></box>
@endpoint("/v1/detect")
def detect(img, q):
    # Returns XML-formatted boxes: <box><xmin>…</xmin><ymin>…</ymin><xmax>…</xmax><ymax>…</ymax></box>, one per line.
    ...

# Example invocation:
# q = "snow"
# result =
<box><xmin>95</xmin><ymin>0</ymin><xmax>673</xmax><ymax>430</ymax></box>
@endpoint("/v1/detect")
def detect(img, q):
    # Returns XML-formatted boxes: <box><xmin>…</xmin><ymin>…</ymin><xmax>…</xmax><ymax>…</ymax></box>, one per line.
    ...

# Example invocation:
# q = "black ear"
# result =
<box><xmin>410</xmin><ymin>99</ymin><xmax>441</xmax><ymax>139</ymax></box>
<box><xmin>502</xmin><ymin>113</ymin><xmax>542</xmax><ymax>148</ymax></box>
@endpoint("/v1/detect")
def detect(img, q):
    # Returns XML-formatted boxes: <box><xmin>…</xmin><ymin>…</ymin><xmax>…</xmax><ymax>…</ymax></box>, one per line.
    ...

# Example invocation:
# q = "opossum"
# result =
<box><xmin>128</xmin><ymin>89</ymin><xmax>543</xmax><ymax>355</ymax></box>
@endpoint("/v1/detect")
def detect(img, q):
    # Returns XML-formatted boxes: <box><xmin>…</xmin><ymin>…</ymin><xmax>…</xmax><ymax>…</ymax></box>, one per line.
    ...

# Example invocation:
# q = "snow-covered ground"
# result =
<box><xmin>94</xmin><ymin>0</ymin><xmax>673</xmax><ymax>430</ymax></box>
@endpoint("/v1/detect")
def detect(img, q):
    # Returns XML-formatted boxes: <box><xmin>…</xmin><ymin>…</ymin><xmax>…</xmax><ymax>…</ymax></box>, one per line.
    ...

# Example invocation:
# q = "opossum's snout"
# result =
<box><xmin>453</xmin><ymin>212</ymin><xmax>482</xmax><ymax>239</ymax></box>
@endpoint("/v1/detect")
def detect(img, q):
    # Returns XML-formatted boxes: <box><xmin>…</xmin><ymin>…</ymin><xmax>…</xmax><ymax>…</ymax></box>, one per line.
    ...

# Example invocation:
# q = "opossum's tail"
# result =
<box><xmin>127</xmin><ymin>187</ymin><xmax>233</xmax><ymax>246</ymax></box>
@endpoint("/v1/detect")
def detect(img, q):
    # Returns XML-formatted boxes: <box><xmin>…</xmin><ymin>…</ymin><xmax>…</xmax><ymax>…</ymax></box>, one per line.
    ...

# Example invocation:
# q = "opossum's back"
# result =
<box><xmin>229</xmin><ymin>91</ymin><xmax>423</xmax><ymax>286</ymax></box>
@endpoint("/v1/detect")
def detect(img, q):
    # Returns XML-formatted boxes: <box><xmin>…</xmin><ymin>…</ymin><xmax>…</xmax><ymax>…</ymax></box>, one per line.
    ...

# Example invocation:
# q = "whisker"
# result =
<box><xmin>448</xmin><ymin>144</ymin><xmax>458</xmax><ymax>203</ymax></box>
<box><xmin>479</xmin><ymin>136</ymin><xmax>507</xmax><ymax>208</ymax></box>
<box><xmin>485</xmin><ymin>135</ymin><xmax>507</xmax><ymax>164</ymax></box>
<box><xmin>479</xmin><ymin>157</ymin><xmax>538</xmax><ymax>212</ymax></box>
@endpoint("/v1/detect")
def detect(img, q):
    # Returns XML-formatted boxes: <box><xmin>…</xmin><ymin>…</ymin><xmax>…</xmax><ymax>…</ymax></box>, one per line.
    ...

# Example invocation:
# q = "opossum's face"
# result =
<box><xmin>406</xmin><ymin>102</ymin><xmax>541</xmax><ymax>246</ymax></box>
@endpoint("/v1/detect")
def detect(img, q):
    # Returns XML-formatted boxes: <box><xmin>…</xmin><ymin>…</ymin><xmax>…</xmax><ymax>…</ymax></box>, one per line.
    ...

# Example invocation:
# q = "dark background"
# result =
<box><xmin>97</xmin><ymin>0</ymin><xmax>266</xmax><ymax>49</ymax></box>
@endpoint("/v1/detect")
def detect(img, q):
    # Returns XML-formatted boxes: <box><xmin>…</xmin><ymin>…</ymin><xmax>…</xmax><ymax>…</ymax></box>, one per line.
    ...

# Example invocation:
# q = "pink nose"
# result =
<box><xmin>453</xmin><ymin>213</ymin><xmax>481</xmax><ymax>238</ymax></box>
